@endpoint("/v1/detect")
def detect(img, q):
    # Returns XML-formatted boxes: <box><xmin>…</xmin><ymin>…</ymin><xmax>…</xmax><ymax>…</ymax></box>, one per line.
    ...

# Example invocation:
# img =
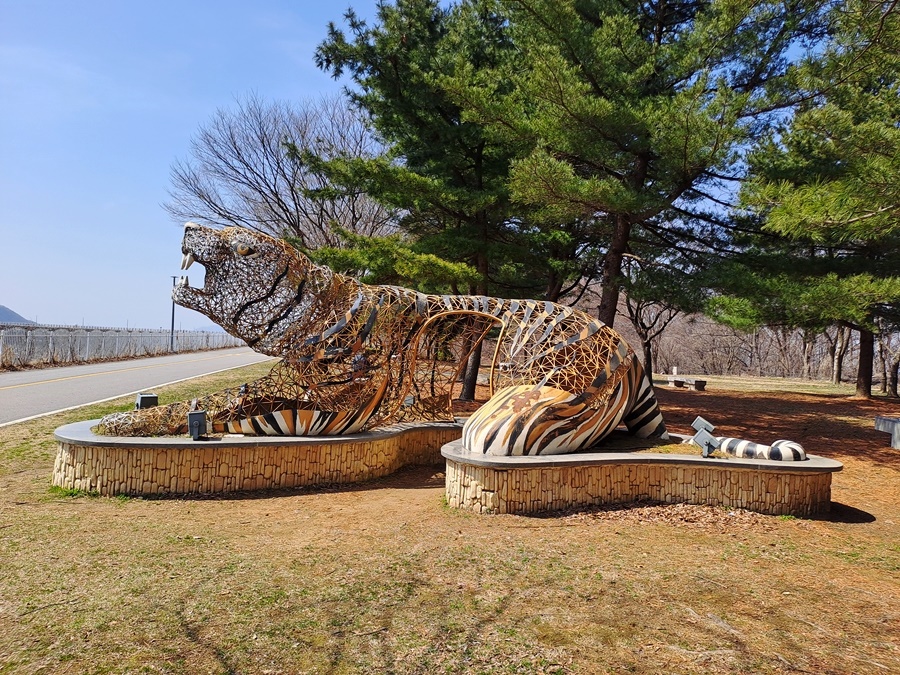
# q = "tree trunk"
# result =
<box><xmin>802</xmin><ymin>331</ymin><xmax>813</xmax><ymax>380</ymax></box>
<box><xmin>833</xmin><ymin>326</ymin><xmax>849</xmax><ymax>384</ymax></box>
<box><xmin>878</xmin><ymin>338</ymin><xmax>889</xmax><ymax>394</ymax></box>
<box><xmin>545</xmin><ymin>269</ymin><xmax>563</xmax><ymax>302</ymax></box>
<box><xmin>855</xmin><ymin>328</ymin><xmax>874</xmax><ymax>398</ymax></box>
<box><xmin>750</xmin><ymin>330</ymin><xmax>762</xmax><ymax>378</ymax></box>
<box><xmin>596</xmin><ymin>215</ymin><xmax>630</xmax><ymax>327</ymax></box>
<box><xmin>642</xmin><ymin>339</ymin><xmax>653</xmax><ymax>379</ymax></box>
<box><xmin>889</xmin><ymin>354</ymin><xmax>899</xmax><ymax>398</ymax></box>
<box><xmin>459</xmin><ymin>341</ymin><xmax>483</xmax><ymax>401</ymax></box>
<box><xmin>456</xmin><ymin>329</ymin><xmax>474</xmax><ymax>383</ymax></box>
<box><xmin>826</xmin><ymin>334</ymin><xmax>836</xmax><ymax>380</ymax></box>
<box><xmin>460</xmin><ymin>246</ymin><xmax>490</xmax><ymax>401</ymax></box>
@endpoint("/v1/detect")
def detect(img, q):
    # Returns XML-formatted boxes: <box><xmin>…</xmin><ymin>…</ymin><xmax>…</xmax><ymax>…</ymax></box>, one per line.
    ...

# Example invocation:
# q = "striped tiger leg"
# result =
<box><xmin>212</xmin><ymin>371</ymin><xmax>392</xmax><ymax>437</ymax></box>
<box><xmin>462</xmin><ymin>381</ymin><xmax>636</xmax><ymax>456</ymax></box>
<box><xmin>620</xmin><ymin>361</ymin><xmax>668</xmax><ymax>439</ymax></box>
<box><xmin>213</xmin><ymin>407</ymin><xmax>373</xmax><ymax>436</ymax></box>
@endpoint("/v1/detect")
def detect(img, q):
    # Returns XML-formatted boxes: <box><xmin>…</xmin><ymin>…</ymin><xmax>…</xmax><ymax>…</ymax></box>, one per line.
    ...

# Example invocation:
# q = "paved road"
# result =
<box><xmin>0</xmin><ymin>347</ymin><xmax>275</xmax><ymax>426</ymax></box>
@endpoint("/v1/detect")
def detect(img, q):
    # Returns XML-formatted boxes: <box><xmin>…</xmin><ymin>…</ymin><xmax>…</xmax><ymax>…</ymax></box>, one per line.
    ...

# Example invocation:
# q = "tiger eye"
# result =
<box><xmin>234</xmin><ymin>242</ymin><xmax>254</xmax><ymax>256</ymax></box>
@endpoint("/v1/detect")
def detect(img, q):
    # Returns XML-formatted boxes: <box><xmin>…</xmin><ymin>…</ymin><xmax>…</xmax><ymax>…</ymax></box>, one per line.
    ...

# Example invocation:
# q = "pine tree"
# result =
<box><xmin>740</xmin><ymin>1</ymin><xmax>900</xmax><ymax>396</ymax></box>
<box><xmin>447</xmin><ymin>0</ymin><xmax>838</xmax><ymax>326</ymax></box>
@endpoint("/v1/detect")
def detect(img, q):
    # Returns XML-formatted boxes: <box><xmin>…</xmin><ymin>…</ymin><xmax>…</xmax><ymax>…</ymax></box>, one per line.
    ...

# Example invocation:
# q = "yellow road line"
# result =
<box><xmin>0</xmin><ymin>352</ymin><xmax>267</xmax><ymax>391</ymax></box>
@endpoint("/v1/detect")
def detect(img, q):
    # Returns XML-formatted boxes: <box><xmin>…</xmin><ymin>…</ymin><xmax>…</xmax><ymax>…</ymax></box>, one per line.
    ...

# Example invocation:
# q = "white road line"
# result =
<box><xmin>0</xmin><ymin>358</ymin><xmax>274</xmax><ymax>428</ymax></box>
<box><xmin>0</xmin><ymin>351</ymin><xmax>253</xmax><ymax>391</ymax></box>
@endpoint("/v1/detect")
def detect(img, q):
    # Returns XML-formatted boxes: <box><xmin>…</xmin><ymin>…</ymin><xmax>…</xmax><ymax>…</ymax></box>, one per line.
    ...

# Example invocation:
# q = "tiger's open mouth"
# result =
<box><xmin>176</xmin><ymin>256</ymin><xmax>207</xmax><ymax>296</ymax></box>
<box><xmin>181</xmin><ymin>250</ymin><xmax>196</xmax><ymax>271</ymax></box>
<box><xmin>175</xmin><ymin>222</ymin><xmax>209</xmax><ymax>297</ymax></box>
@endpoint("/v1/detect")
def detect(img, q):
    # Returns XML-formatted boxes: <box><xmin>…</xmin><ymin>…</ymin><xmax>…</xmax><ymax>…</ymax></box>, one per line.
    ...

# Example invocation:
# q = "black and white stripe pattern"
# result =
<box><xmin>717</xmin><ymin>438</ymin><xmax>807</xmax><ymax>461</ymax></box>
<box><xmin>621</xmin><ymin>367</ymin><xmax>668</xmax><ymax>439</ymax></box>
<box><xmin>461</xmin><ymin>354</ymin><xmax>668</xmax><ymax>456</ymax></box>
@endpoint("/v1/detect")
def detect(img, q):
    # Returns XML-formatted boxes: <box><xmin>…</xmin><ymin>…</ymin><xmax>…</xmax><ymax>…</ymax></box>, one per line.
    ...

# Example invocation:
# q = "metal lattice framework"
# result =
<box><xmin>98</xmin><ymin>224</ymin><xmax>667</xmax><ymax>455</ymax></box>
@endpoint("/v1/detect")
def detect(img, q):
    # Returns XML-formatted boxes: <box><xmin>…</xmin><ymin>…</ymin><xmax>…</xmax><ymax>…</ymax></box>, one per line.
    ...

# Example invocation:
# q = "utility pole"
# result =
<box><xmin>170</xmin><ymin>276</ymin><xmax>178</xmax><ymax>352</ymax></box>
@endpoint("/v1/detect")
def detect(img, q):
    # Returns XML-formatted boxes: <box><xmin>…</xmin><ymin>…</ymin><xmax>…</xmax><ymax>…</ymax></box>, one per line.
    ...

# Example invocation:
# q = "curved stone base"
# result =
<box><xmin>441</xmin><ymin>440</ymin><xmax>843</xmax><ymax>517</ymax></box>
<box><xmin>53</xmin><ymin>420</ymin><xmax>463</xmax><ymax>497</ymax></box>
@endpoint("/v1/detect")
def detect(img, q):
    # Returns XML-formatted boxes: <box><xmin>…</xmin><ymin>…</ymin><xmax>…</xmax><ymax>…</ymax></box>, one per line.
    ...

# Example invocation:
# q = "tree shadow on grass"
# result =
<box><xmin>820</xmin><ymin>502</ymin><xmax>876</xmax><ymax>523</ymax></box>
<box><xmin>162</xmin><ymin>463</ymin><xmax>447</xmax><ymax>502</ymax></box>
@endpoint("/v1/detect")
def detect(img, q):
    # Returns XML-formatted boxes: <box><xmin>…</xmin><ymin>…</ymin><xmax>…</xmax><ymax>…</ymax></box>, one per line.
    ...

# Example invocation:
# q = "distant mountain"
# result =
<box><xmin>0</xmin><ymin>305</ymin><xmax>34</xmax><ymax>324</ymax></box>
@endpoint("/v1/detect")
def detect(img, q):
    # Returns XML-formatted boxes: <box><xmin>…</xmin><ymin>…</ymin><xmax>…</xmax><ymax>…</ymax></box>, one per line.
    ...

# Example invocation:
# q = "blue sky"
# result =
<box><xmin>1</xmin><ymin>0</ymin><xmax>378</xmax><ymax>329</ymax></box>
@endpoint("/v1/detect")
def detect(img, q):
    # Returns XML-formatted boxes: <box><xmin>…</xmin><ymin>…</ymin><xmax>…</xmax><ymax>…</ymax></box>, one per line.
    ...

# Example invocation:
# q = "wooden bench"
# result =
<box><xmin>667</xmin><ymin>377</ymin><xmax>707</xmax><ymax>391</ymax></box>
<box><xmin>875</xmin><ymin>416</ymin><xmax>900</xmax><ymax>449</ymax></box>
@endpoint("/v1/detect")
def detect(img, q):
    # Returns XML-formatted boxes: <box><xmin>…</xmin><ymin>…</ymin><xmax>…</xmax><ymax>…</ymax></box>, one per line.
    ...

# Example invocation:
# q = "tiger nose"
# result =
<box><xmin>184</xmin><ymin>221</ymin><xmax>201</xmax><ymax>231</ymax></box>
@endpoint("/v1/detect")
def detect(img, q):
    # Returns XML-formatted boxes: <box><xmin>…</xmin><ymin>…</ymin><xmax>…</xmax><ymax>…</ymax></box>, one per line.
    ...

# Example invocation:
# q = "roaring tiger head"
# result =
<box><xmin>173</xmin><ymin>223</ymin><xmax>317</xmax><ymax>353</ymax></box>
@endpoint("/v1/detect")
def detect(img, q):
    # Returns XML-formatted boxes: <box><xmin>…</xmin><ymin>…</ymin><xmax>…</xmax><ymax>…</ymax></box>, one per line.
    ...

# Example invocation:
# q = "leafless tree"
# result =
<box><xmin>823</xmin><ymin>325</ymin><xmax>852</xmax><ymax>384</ymax></box>
<box><xmin>166</xmin><ymin>93</ymin><xmax>397</xmax><ymax>248</ymax></box>
<box><xmin>620</xmin><ymin>296</ymin><xmax>679</xmax><ymax>377</ymax></box>
<box><xmin>578</xmin><ymin>289</ymin><xmax>882</xmax><ymax>386</ymax></box>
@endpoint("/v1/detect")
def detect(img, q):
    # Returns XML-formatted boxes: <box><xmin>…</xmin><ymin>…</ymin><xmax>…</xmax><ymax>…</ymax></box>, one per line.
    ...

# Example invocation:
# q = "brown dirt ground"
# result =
<box><xmin>655</xmin><ymin>386</ymin><xmax>900</xmax><ymax>466</ymax></box>
<box><xmin>655</xmin><ymin>385</ymin><xmax>900</xmax><ymax>527</ymax></box>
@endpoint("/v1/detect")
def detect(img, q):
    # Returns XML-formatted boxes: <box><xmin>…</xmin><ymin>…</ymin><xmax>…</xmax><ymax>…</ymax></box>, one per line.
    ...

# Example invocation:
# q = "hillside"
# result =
<box><xmin>0</xmin><ymin>305</ymin><xmax>34</xmax><ymax>324</ymax></box>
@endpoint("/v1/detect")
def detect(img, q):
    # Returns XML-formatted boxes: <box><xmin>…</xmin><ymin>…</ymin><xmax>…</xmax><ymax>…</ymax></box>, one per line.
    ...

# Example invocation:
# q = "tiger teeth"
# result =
<box><xmin>178</xmin><ymin>276</ymin><xmax>189</xmax><ymax>288</ymax></box>
<box><xmin>181</xmin><ymin>252</ymin><xmax>195</xmax><ymax>270</ymax></box>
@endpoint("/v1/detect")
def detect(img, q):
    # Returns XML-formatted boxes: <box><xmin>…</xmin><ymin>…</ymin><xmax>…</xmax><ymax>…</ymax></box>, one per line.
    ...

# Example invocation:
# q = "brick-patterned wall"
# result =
<box><xmin>54</xmin><ymin>421</ymin><xmax>839</xmax><ymax>516</ymax></box>
<box><xmin>445</xmin><ymin>458</ymin><xmax>835</xmax><ymax>517</ymax></box>
<box><xmin>53</xmin><ymin>422</ymin><xmax>462</xmax><ymax>497</ymax></box>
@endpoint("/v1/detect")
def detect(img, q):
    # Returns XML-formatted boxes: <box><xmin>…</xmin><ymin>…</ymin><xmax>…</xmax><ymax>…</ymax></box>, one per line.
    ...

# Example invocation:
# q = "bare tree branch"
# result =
<box><xmin>165</xmin><ymin>93</ymin><xmax>398</xmax><ymax>248</ymax></box>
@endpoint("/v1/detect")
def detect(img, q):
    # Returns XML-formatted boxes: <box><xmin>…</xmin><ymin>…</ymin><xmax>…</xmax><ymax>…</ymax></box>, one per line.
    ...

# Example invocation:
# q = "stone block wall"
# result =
<box><xmin>54</xmin><ymin>421</ymin><xmax>841</xmax><ymax>517</ymax></box>
<box><xmin>445</xmin><ymin>457</ymin><xmax>835</xmax><ymax>517</ymax></box>
<box><xmin>53</xmin><ymin>421</ymin><xmax>462</xmax><ymax>497</ymax></box>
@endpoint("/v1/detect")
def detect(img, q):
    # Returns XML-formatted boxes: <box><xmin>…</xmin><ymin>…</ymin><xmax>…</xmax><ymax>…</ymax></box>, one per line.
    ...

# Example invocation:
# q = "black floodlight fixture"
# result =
<box><xmin>692</xmin><ymin>428</ymin><xmax>721</xmax><ymax>457</ymax></box>
<box><xmin>691</xmin><ymin>416</ymin><xmax>715</xmax><ymax>433</ymax></box>
<box><xmin>188</xmin><ymin>410</ymin><xmax>208</xmax><ymax>441</ymax></box>
<box><xmin>689</xmin><ymin>416</ymin><xmax>720</xmax><ymax>457</ymax></box>
<box><xmin>135</xmin><ymin>393</ymin><xmax>159</xmax><ymax>409</ymax></box>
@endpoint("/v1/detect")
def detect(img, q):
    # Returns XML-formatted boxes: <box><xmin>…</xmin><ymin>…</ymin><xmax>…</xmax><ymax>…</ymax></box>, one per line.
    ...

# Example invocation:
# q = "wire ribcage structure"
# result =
<box><xmin>98</xmin><ymin>224</ymin><xmax>667</xmax><ymax>455</ymax></box>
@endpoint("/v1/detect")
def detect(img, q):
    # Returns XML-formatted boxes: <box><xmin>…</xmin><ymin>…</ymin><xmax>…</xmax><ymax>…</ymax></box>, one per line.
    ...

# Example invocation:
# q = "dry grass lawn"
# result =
<box><xmin>0</xmin><ymin>368</ymin><xmax>898</xmax><ymax>674</ymax></box>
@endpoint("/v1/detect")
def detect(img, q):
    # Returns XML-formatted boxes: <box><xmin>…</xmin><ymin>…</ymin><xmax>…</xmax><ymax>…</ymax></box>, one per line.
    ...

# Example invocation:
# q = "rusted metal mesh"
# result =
<box><xmin>98</xmin><ymin>226</ymin><xmax>648</xmax><ymax>443</ymax></box>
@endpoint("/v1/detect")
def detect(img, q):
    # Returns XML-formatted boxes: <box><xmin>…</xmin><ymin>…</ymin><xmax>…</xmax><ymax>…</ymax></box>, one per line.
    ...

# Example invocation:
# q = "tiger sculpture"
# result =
<box><xmin>98</xmin><ymin>223</ymin><xmax>668</xmax><ymax>455</ymax></box>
